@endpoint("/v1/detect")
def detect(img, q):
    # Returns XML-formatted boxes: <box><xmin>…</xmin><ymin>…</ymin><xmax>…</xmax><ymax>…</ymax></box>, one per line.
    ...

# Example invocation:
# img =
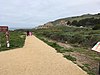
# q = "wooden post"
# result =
<box><xmin>99</xmin><ymin>62</ymin><xmax>100</xmax><ymax>75</ymax></box>
<box><xmin>0</xmin><ymin>32</ymin><xmax>1</xmax><ymax>47</ymax></box>
<box><xmin>6</xmin><ymin>31</ymin><xmax>10</xmax><ymax>48</ymax></box>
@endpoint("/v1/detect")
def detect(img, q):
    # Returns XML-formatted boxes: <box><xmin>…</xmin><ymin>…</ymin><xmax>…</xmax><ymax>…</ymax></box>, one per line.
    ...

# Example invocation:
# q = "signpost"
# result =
<box><xmin>0</xmin><ymin>26</ymin><xmax>10</xmax><ymax>48</ymax></box>
<box><xmin>0</xmin><ymin>32</ymin><xmax>1</xmax><ymax>47</ymax></box>
<box><xmin>92</xmin><ymin>42</ymin><xmax>100</xmax><ymax>75</ymax></box>
<box><xmin>0</xmin><ymin>26</ymin><xmax>8</xmax><ymax>32</ymax></box>
<box><xmin>92</xmin><ymin>42</ymin><xmax>100</xmax><ymax>52</ymax></box>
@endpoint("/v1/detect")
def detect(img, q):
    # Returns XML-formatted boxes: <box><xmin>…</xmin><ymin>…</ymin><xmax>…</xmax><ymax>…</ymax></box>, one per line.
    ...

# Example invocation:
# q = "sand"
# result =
<box><xmin>0</xmin><ymin>35</ymin><xmax>88</xmax><ymax>75</ymax></box>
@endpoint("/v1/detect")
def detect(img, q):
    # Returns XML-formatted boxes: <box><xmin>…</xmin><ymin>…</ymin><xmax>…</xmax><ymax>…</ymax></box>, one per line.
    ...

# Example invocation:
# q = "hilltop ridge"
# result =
<box><xmin>37</xmin><ymin>13</ymin><xmax>100</xmax><ymax>29</ymax></box>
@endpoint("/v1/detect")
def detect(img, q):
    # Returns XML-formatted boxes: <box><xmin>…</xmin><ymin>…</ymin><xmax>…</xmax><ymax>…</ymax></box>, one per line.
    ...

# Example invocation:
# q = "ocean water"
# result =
<box><xmin>9</xmin><ymin>28</ymin><xmax>17</xmax><ymax>30</ymax></box>
<box><xmin>9</xmin><ymin>27</ymin><xmax>33</xmax><ymax>30</ymax></box>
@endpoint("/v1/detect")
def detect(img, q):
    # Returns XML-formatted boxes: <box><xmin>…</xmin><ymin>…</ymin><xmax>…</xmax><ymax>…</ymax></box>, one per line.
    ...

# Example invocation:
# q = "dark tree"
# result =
<box><xmin>71</xmin><ymin>20</ymin><xmax>78</xmax><ymax>26</ymax></box>
<box><xmin>93</xmin><ymin>24</ymin><xmax>100</xmax><ymax>30</ymax></box>
<box><xmin>67</xmin><ymin>21</ymin><xmax>71</xmax><ymax>25</ymax></box>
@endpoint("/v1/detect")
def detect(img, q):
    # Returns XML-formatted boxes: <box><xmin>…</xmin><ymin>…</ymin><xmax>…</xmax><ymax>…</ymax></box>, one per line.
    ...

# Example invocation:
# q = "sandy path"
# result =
<box><xmin>0</xmin><ymin>35</ymin><xmax>88</xmax><ymax>75</ymax></box>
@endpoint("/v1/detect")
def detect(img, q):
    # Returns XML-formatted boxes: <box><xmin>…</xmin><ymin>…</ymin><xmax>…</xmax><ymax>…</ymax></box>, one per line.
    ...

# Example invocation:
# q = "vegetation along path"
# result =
<box><xmin>0</xmin><ymin>35</ymin><xmax>88</xmax><ymax>75</ymax></box>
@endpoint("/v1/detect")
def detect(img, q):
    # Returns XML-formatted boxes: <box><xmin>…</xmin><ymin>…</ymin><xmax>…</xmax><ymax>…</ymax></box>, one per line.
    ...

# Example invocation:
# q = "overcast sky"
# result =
<box><xmin>0</xmin><ymin>0</ymin><xmax>100</xmax><ymax>28</ymax></box>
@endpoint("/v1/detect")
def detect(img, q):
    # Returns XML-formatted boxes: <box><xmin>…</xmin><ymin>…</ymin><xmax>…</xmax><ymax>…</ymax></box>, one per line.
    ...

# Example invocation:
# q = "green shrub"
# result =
<box><xmin>63</xmin><ymin>55</ymin><xmax>76</xmax><ymax>61</ymax></box>
<box><xmin>93</xmin><ymin>24</ymin><xmax>100</xmax><ymax>30</ymax></box>
<box><xmin>0</xmin><ymin>31</ymin><xmax>26</xmax><ymax>51</ymax></box>
<box><xmin>34</xmin><ymin>26</ymin><xmax>100</xmax><ymax>48</ymax></box>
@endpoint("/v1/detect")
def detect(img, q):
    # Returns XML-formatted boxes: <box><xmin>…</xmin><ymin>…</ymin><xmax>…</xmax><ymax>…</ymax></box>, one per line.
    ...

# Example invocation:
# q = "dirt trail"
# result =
<box><xmin>0</xmin><ymin>35</ymin><xmax>88</xmax><ymax>75</ymax></box>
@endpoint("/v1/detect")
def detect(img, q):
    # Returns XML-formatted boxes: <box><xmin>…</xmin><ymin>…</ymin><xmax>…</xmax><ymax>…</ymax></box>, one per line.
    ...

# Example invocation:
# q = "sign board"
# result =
<box><xmin>0</xmin><ymin>26</ymin><xmax>8</xmax><ymax>32</ymax></box>
<box><xmin>92</xmin><ymin>42</ymin><xmax>100</xmax><ymax>52</ymax></box>
<box><xmin>0</xmin><ymin>26</ymin><xmax>10</xmax><ymax>47</ymax></box>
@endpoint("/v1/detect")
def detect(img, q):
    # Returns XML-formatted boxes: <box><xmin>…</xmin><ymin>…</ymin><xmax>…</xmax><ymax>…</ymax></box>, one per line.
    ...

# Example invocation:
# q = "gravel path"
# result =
<box><xmin>0</xmin><ymin>35</ymin><xmax>88</xmax><ymax>75</ymax></box>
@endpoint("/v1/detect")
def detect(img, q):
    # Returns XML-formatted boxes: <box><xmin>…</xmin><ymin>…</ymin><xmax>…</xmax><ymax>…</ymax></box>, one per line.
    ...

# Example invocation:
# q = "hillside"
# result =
<box><xmin>52</xmin><ymin>13</ymin><xmax>100</xmax><ymax>25</ymax></box>
<box><xmin>54</xmin><ymin>13</ymin><xmax>100</xmax><ymax>21</ymax></box>
<box><xmin>34</xmin><ymin>25</ymin><xmax>100</xmax><ymax>75</ymax></box>
<box><xmin>37</xmin><ymin>13</ymin><xmax>100</xmax><ymax>29</ymax></box>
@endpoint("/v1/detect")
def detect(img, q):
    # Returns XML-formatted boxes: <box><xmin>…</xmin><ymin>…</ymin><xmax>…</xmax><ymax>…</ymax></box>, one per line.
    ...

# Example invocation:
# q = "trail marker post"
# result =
<box><xmin>0</xmin><ymin>32</ymin><xmax>1</xmax><ymax>47</ymax></box>
<box><xmin>0</xmin><ymin>26</ymin><xmax>10</xmax><ymax>48</ymax></box>
<box><xmin>92</xmin><ymin>42</ymin><xmax>100</xmax><ymax>75</ymax></box>
<box><xmin>6</xmin><ymin>31</ymin><xmax>10</xmax><ymax>47</ymax></box>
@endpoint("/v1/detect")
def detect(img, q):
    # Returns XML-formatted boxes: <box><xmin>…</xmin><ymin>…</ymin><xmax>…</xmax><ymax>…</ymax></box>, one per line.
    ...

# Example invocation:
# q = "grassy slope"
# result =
<box><xmin>0</xmin><ymin>31</ymin><xmax>26</xmax><ymax>51</ymax></box>
<box><xmin>34</xmin><ymin>26</ymin><xmax>100</xmax><ymax>75</ymax></box>
<box><xmin>34</xmin><ymin>26</ymin><xmax>100</xmax><ymax>48</ymax></box>
<box><xmin>52</xmin><ymin>13</ymin><xmax>100</xmax><ymax>25</ymax></box>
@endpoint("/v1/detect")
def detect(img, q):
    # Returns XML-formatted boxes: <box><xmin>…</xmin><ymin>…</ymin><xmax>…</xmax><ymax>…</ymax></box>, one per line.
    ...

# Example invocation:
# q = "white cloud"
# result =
<box><xmin>0</xmin><ymin>0</ymin><xmax>100</xmax><ymax>28</ymax></box>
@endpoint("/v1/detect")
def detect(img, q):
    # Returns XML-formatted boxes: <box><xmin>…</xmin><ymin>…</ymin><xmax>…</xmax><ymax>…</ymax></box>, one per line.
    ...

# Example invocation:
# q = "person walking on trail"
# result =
<box><xmin>29</xmin><ymin>32</ymin><xmax>32</xmax><ymax>36</ymax></box>
<box><xmin>27</xmin><ymin>31</ymin><xmax>29</xmax><ymax>36</ymax></box>
<box><xmin>27</xmin><ymin>31</ymin><xmax>32</xmax><ymax>36</ymax></box>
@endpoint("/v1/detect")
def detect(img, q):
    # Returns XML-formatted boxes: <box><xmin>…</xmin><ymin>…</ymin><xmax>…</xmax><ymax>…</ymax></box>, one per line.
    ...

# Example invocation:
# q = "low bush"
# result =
<box><xmin>93</xmin><ymin>24</ymin><xmax>100</xmax><ymax>30</ymax></box>
<box><xmin>34</xmin><ymin>26</ymin><xmax>100</xmax><ymax>48</ymax></box>
<box><xmin>63</xmin><ymin>55</ymin><xmax>76</xmax><ymax>61</ymax></box>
